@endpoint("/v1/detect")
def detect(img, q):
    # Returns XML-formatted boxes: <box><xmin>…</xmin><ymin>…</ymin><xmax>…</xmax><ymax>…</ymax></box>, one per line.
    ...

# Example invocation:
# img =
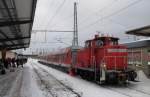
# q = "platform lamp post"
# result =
<box><xmin>70</xmin><ymin>2</ymin><xmax>79</xmax><ymax>76</ymax></box>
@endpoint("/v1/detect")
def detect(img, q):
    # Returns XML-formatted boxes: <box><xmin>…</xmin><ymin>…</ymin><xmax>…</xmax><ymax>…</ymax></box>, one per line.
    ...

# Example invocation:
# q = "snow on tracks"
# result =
<box><xmin>31</xmin><ymin>62</ymin><xmax>81</xmax><ymax>97</ymax></box>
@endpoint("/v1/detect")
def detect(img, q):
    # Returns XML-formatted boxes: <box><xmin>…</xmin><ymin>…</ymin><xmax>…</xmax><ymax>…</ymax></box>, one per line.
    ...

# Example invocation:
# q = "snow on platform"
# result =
<box><xmin>0</xmin><ymin>67</ymin><xmax>23</xmax><ymax>97</ymax></box>
<box><xmin>20</xmin><ymin>63</ymin><xmax>44</xmax><ymax>97</ymax></box>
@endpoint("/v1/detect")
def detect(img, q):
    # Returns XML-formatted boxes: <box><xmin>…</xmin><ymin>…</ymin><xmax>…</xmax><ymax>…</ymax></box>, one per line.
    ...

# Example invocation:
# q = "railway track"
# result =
<box><xmin>37</xmin><ymin>61</ymin><xmax>150</xmax><ymax>97</ymax></box>
<box><xmin>31</xmin><ymin>63</ymin><xmax>82</xmax><ymax>97</ymax></box>
<box><xmin>31</xmin><ymin>64</ymin><xmax>55</xmax><ymax>97</ymax></box>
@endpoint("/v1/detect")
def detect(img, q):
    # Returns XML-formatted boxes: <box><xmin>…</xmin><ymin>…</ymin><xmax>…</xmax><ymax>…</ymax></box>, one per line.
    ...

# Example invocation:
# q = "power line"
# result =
<box><xmin>31</xmin><ymin>40</ymin><xmax>71</xmax><ymax>45</ymax></box>
<box><xmin>35</xmin><ymin>0</ymin><xmax>54</xmax><ymax>26</ymax></box>
<box><xmin>45</xmin><ymin>0</ymin><xmax>66</xmax><ymax>29</ymax></box>
<box><xmin>32</xmin><ymin>30</ymin><xmax>74</xmax><ymax>33</ymax></box>
<box><xmin>108</xmin><ymin>18</ymin><xmax>129</xmax><ymax>29</ymax></box>
<box><xmin>42</xmin><ymin>0</ymin><xmax>66</xmax><ymax>43</ymax></box>
<box><xmin>50</xmin><ymin>0</ymin><xmax>75</xmax><ymax>28</ymax></box>
<box><xmin>31</xmin><ymin>41</ymin><xmax>59</xmax><ymax>44</ymax></box>
<box><xmin>79</xmin><ymin>0</ymin><xmax>119</xmax><ymax>26</ymax></box>
<box><xmin>50</xmin><ymin>14</ymin><xmax>74</xmax><ymax>28</ymax></box>
<box><xmin>79</xmin><ymin>0</ymin><xmax>143</xmax><ymax>31</ymax></box>
<box><xmin>56</xmin><ymin>39</ymin><xmax>70</xmax><ymax>45</ymax></box>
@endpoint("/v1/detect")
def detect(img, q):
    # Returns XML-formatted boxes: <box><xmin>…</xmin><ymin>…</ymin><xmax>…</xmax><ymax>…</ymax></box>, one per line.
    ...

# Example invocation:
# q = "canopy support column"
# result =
<box><xmin>1</xmin><ymin>49</ymin><xmax>6</xmax><ymax>74</ymax></box>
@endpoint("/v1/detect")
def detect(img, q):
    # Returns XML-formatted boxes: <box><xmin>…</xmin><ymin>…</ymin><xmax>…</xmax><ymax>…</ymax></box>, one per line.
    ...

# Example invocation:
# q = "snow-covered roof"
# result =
<box><xmin>123</xmin><ymin>39</ymin><xmax>150</xmax><ymax>48</ymax></box>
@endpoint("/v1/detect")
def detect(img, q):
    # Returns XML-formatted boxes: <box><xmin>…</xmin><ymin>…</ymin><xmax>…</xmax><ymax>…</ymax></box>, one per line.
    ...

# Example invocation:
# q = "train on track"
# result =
<box><xmin>39</xmin><ymin>34</ymin><xmax>137</xmax><ymax>84</ymax></box>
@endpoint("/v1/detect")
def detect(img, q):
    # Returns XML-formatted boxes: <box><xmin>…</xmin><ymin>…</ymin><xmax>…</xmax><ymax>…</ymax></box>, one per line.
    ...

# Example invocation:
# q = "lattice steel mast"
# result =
<box><xmin>70</xmin><ymin>2</ymin><xmax>78</xmax><ymax>75</ymax></box>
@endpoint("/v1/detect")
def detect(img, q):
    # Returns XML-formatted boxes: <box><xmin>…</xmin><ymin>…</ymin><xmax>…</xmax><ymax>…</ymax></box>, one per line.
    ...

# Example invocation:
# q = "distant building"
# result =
<box><xmin>124</xmin><ymin>39</ymin><xmax>150</xmax><ymax>77</ymax></box>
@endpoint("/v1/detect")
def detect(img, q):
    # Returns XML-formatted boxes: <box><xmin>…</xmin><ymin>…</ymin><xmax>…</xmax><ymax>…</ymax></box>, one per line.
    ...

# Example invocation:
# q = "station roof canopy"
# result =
<box><xmin>126</xmin><ymin>25</ymin><xmax>150</xmax><ymax>37</ymax></box>
<box><xmin>0</xmin><ymin>0</ymin><xmax>37</xmax><ymax>50</ymax></box>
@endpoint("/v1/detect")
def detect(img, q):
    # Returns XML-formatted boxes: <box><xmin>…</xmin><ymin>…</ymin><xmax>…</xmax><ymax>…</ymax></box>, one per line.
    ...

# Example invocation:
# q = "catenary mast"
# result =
<box><xmin>70</xmin><ymin>2</ymin><xmax>78</xmax><ymax>75</ymax></box>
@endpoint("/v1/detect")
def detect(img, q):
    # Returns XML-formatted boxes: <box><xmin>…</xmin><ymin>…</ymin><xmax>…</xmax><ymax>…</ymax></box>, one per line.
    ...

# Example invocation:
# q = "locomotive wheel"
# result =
<box><xmin>79</xmin><ymin>71</ymin><xmax>94</xmax><ymax>81</ymax></box>
<box><xmin>106</xmin><ymin>72</ymin><xmax>118</xmax><ymax>84</ymax></box>
<box><xmin>128</xmin><ymin>71</ymin><xmax>137</xmax><ymax>81</ymax></box>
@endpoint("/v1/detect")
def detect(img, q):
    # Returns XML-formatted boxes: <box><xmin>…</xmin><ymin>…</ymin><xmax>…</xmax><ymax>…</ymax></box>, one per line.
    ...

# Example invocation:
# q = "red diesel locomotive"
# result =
<box><xmin>41</xmin><ymin>34</ymin><xmax>137</xmax><ymax>83</ymax></box>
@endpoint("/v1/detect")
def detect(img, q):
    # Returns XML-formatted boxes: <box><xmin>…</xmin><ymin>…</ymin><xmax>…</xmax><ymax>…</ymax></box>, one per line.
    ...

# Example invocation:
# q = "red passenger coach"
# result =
<box><xmin>41</xmin><ymin>34</ymin><xmax>137</xmax><ymax>84</ymax></box>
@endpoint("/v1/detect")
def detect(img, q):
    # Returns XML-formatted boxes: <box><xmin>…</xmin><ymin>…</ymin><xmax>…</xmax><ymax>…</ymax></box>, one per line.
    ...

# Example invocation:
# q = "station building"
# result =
<box><xmin>125</xmin><ymin>25</ymin><xmax>150</xmax><ymax>78</ymax></box>
<box><xmin>124</xmin><ymin>40</ymin><xmax>150</xmax><ymax>77</ymax></box>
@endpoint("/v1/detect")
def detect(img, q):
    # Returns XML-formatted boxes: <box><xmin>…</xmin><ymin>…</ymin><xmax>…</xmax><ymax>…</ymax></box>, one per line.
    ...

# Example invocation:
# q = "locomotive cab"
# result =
<box><xmin>85</xmin><ymin>35</ymin><xmax>119</xmax><ymax>48</ymax></box>
<box><xmin>94</xmin><ymin>35</ymin><xmax>119</xmax><ymax>47</ymax></box>
<box><xmin>89</xmin><ymin>34</ymin><xmax>136</xmax><ymax>83</ymax></box>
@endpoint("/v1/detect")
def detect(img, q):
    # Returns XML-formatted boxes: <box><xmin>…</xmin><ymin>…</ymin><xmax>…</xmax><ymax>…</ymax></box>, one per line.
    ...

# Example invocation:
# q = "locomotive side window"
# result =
<box><xmin>85</xmin><ymin>41</ymin><xmax>90</xmax><ymax>48</ymax></box>
<box><xmin>96</xmin><ymin>40</ymin><xmax>103</xmax><ymax>47</ymax></box>
<box><xmin>112</xmin><ymin>41</ymin><xmax>118</xmax><ymax>45</ymax></box>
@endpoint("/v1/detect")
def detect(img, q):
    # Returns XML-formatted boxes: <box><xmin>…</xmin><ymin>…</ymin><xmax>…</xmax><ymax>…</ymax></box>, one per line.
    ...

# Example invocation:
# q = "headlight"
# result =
<box><xmin>101</xmin><ymin>63</ymin><xmax>106</xmax><ymax>68</ymax></box>
<box><xmin>103</xmin><ymin>64</ymin><xmax>106</xmax><ymax>68</ymax></box>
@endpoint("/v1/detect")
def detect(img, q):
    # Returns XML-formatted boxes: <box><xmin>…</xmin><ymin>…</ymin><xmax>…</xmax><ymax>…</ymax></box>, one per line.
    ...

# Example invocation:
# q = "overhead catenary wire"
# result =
<box><xmin>50</xmin><ymin>0</ymin><xmax>75</xmax><ymax>28</ymax></box>
<box><xmin>79</xmin><ymin>0</ymin><xmax>143</xmax><ymax>31</ymax></box>
<box><xmin>50</xmin><ymin>14</ymin><xmax>74</xmax><ymax>28</ymax></box>
<box><xmin>45</xmin><ymin>0</ymin><xmax>66</xmax><ymax>29</ymax></box>
<box><xmin>43</xmin><ymin>0</ymin><xmax>66</xmax><ymax>42</ymax></box>
<box><xmin>42</xmin><ymin>0</ymin><xmax>56</xmax><ymax>22</ymax></box>
<box><xmin>35</xmin><ymin>0</ymin><xmax>54</xmax><ymax>28</ymax></box>
<box><xmin>79</xmin><ymin>0</ymin><xmax>119</xmax><ymax>26</ymax></box>
<box><xmin>45</xmin><ymin>0</ymin><xmax>117</xmax><ymax>30</ymax></box>
<box><xmin>32</xmin><ymin>0</ymin><xmax>75</xmax><ymax>44</ymax></box>
<box><xmin>97</xmin><ymin>18</ymin><xmax>129</xmax><ymax>30</ymax></box>
<box><xmin>31</xmin><ymin>40</ymin><xmax>71</xmax><ymax>46</ymax></box>
<box><xmin>32</xmin><ymin>30</ymin><xmax>74</xmax><ymax>33</ymax></box>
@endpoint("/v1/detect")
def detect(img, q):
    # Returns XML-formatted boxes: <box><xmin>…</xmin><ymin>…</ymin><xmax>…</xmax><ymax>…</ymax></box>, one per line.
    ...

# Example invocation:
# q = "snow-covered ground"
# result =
<box><xmin>0</xmin><ymin>58</ymin><xmax>150</xmax><ymax>97</ymax></box>
<box><xmin>0</xmin><ymin>67</ymin><xmax>23</xmax><ymax>97</ymax></box>
<box><xmin>29</xmin><ymin>59</ymin><xmax>150</xmax><ymax>97</ymax></box>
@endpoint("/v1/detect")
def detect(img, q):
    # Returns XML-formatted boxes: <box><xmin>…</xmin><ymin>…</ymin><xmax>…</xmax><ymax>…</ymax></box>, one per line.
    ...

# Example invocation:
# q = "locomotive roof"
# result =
<box><xmin>123</xmin><ymin>39</ymin><xmax>150</xmax><ymax>48</ymax></box>
<box><xmin>85</xmin><ymin>36</ymin><xmax>119</xmax><ymax>42</ymax></box>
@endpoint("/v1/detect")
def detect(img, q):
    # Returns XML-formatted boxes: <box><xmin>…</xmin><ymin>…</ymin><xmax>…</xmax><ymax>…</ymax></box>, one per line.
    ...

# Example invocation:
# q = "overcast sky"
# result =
<box><xmin>23</xmin><ymin>0</ymin><xmax>150</xmax><ymax>54</ymax></box>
